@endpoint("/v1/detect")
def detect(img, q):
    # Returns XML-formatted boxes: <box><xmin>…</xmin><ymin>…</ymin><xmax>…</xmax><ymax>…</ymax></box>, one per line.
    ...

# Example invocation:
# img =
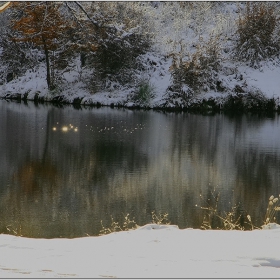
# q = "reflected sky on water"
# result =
<box><xmin>0</xmin><ymin>101</ymin><xmax>280</xmax><ymax>237</ymax></box>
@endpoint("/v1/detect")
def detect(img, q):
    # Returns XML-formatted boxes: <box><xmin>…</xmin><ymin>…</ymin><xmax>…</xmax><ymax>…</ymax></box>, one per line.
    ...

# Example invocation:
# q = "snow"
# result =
<box><xmin>1</xmin><ymin>3</ymin><xmax>280</xmax><ymax>277</ymax></box>
<box><xmin>2</xmin><ymin>50</ymin><xmax>280</xmax><ymax>110</ymax></box>
<box><xmin>238</xmin><ymin>61</ymin><xmax>280</xmax><ymax>99</ymax></box>
<box><xmin>1</xmin><ymin>223</ymin><xmax>280</xmax><ymax>278</ymax></box>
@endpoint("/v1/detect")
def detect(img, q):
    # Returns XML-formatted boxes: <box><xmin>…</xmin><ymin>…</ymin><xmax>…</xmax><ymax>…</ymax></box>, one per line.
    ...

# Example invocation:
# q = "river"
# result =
<box><xmin>0</xmin><ymin>100</ymin><xmax>280</xmax><ymax>237</ymax></box>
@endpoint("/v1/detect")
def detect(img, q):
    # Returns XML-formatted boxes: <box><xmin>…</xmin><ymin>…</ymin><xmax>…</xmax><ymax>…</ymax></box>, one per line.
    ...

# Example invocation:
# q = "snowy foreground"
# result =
<box><xmin>1</xmin><ymin>224</ymin><xmax>280</xmax><ymax>278</ymax></box>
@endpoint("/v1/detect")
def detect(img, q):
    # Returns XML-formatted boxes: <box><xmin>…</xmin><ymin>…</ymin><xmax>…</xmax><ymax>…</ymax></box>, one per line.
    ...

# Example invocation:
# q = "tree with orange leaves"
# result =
<box><xmin>10</xmin><ymin>1</ymin><xmax>76</xmax><ymax>89</ymax></box>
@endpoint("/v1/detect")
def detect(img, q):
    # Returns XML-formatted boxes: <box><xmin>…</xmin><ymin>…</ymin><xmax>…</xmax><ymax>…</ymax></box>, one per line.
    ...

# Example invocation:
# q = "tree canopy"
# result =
<box><xmin>10</xmin><ymin>2</ymin><xmax>76</xmax><ymax>89</ymax></box>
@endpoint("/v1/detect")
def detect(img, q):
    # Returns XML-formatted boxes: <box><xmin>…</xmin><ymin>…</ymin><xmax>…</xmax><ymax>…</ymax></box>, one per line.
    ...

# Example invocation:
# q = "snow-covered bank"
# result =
<box><xmin>1</xmin><ymin>223</ymin><xmax>280</xmax><ymax>278</ymax></box>
<box><xmin>2</xmin><ymin>2</ymin><xmax>280</xmax><ymax>112</ymax></box>
<box><xmin>1</xmin><ymin>56</ymin><xmax>280</xmax><ymax>113</ymax></box>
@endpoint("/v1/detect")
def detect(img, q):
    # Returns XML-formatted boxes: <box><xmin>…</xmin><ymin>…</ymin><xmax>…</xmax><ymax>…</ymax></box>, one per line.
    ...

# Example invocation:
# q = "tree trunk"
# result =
<box><xmin>42</xmin><ymin>36</ymin><xmax>52</xmax><ymax>90</ymax></box>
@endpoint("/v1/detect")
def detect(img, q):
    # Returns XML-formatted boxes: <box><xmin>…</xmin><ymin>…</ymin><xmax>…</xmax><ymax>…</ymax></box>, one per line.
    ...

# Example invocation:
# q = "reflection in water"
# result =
<box><xmin>56</xmin><ymin>124</ymin><xmax>78</xmax><ymax>132</ymax></box>
<box><xmin>0</xmin><ymin>101</ymin><xmax>280</xmax><ymax>237</ymax></box>
<box><xmin>15</xmin><ymin>160</ymin><xmax>57</xmax><ymax>194</ymax></box>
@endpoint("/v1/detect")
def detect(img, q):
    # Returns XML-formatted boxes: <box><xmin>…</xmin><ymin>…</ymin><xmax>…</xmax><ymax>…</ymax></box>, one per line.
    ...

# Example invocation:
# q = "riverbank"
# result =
<box><xmin>2</xmin><ymin>2</ymin><xmax>280</xmax><ymax>113</ymax></box>
<box><xmin>1</xmin><ymin>223</ymin><xmax>280</xmax><ymax>278</ymax></box>
<box><xmin>1</xmin><ymin>54</ymin><xmax>280</xmax><ymax>113</ymax></box>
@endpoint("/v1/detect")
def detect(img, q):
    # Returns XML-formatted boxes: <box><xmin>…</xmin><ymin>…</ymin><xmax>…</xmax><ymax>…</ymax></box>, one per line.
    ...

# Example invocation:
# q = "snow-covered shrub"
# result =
<box><xmin>131</xmin><ymin>79</ymin><xmax>155</xmax><ymax>106</ymax></box>
<box><xmin>99</xmin><ymin>30</ymin><xmax>149</xmax><ymax>78</ymax></box>
<box><xmin>93</xmin><ymin>28</ymin><xmax>150</xmax><ymax>86</ymax></box>
<box><xmin>81</xmin><ymin>2</ymin><xmax>152</xmax><ymax>90</ymax></box>
<box><xmin>171</xmin><ymin>36</ymin><xmax>222</xmax><ymax>94</ymax></box>
<box><xmin>0</xmin><ymin>14</ymin><xmax>41</xmax><ymax>82</ymax></box>
<box><xmin>0</xmin><ymin>33</ymin><xmax>40</xmax><ymax>83</ymax></box>
<box><xmin>223</xmin><ymin>89</ymin><xmax>276</xmax><ymax>112</ymax></box>
<box><xmin>235</xmin><ymin>2</ymin><xmax>278</xmax><ymax>66</ymax></box>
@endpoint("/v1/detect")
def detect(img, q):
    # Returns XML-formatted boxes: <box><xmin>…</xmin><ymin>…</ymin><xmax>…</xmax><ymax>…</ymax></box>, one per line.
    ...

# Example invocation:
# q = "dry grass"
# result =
<box><xmin>264</xmin><ymin>195</ymin><xmax>280</xmax><ymax>225</ymax></box>
<box><xmin>199</xmin><ymin>188</ymin><xmax>259</xmax><ymax>230</ymax></box>
<box><xmin>236</xmin><ymin>2</ymin><xmax>278</xmax><ymax>66</ymax></box>
<box><xmin>99</xmin><ymin>211</ymin><xmax>170</xmax><ymax>235</ymax></box>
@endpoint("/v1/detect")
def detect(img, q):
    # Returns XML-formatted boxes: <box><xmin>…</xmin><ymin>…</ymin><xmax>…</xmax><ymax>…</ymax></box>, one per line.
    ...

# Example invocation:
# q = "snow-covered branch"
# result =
<box><xmin>0</xmin><ymin>2</ymin><xmax>11</xmax><ymax>13</ymax></box>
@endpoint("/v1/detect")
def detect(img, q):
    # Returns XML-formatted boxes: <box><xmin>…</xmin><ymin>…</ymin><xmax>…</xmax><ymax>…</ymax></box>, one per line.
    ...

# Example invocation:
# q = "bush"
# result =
<box><xmin>171</xmin><ymin>36</ymin><xmax>222</xmax><ymax>95</ymax></box>
<box><xmin>88</xmin><ymin>25</ymin><xmax>149</xmax><ymax>91</ymax></box>
<box><xmin>92</xmin><ymin>29</ymin><xmax>150</xmax><ymax>85</ymax></box>
<box><xmin>235</xmin><ymin>2</ymin><xmax>278</xmax><ymax>66</ymax></box>
<box><xmin>132</xmin><ymin>79</ymin><xmax>155</xmax><ymax>106</ymax></box>
<box><xmin>223</xmin><ymin>89</ymin><xmax>277</xmax><ymax>112</ymax></box>
<box><xmin>0</xmin><ymin>32</ymin><xmax>41</xmax><ymax>82</ymax></box>
<box><xmin>82</xmin><ymin>2</ymin><xmax>151</xmax><ymax>90</ymax></box>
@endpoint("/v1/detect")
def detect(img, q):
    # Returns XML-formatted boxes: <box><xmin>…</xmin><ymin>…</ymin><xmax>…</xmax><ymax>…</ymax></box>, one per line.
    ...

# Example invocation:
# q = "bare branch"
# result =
<box><xmin>74</xmin><ymin>1</ymin><xmax>99</xmax><ymax>29</ymax></box>
<box><xmin>0</xmin><ymin>2</ymin><xmax>11</xmax><ymax>13</ymax></box>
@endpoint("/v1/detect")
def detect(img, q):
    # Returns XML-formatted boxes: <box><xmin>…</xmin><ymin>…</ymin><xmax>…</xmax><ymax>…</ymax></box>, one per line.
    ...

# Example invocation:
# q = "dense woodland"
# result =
<box><xmin>0</xmin><ymin>2</ymin><xmax>152</xmax><ymax>89</ymax></box>
<box><xmin>1</xmin><ymin>2</ymin><xmax>280</xmax><ymax>110</ymax></box>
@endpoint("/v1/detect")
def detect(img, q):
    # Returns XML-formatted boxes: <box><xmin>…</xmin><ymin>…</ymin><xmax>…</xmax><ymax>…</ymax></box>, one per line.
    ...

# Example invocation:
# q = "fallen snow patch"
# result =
<box><xmin>1</xmin><ymin>224</ymin><xmax>280</xmax><ymax>278</ymax></box>
<box><xmin>262</xmin><ymin>223</ymin><xmax>280</xmax><ymax>230</ymax></box>
<box><xmin>137</xmin><ymin>223</ymin><xmax>179</xmax><ymax>230</ymax></box>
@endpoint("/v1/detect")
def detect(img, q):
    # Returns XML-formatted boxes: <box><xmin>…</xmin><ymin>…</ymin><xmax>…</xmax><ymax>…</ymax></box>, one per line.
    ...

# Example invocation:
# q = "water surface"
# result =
<box><xmin>0</xmin><ymin>101</ymin><xmax>280</xmax><ymax>237</ymax></box>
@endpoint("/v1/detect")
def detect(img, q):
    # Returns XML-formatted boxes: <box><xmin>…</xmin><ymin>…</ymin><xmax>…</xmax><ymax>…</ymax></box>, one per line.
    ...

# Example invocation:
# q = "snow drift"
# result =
<box><xmin>1</xmin><ymin>223</ymin><xmax>280</xmax><ymax>278</ymax></box>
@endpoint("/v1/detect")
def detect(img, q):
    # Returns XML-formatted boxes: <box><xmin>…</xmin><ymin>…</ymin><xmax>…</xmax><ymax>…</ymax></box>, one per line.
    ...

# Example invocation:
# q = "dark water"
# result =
<box><xmin>0</xmin><ymin>100</ymin><xmax>280</xmax><ymax>238</ymax></box>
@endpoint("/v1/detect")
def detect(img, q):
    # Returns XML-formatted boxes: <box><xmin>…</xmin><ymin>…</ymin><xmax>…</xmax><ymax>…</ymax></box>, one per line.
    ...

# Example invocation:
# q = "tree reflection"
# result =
<box><xmin>1</xmin><ymin>103</ymin><xmax>280</xmax><ymax>237</ymax></box>
<box><xmin>15</xmin><ymin>161</ymin><xmax>57</xmax><ymax>195</ymax></box>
